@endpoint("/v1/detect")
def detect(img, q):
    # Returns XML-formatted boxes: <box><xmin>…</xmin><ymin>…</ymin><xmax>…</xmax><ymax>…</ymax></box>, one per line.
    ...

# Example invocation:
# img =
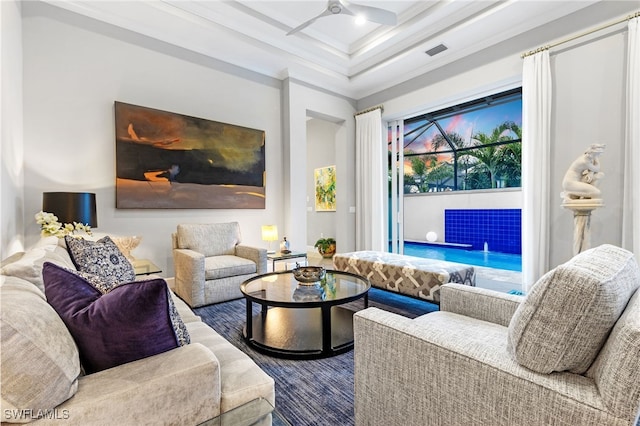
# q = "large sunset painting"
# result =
<box><xmin>115</xmin><ymin>102</ymin><xmax>265</xmax><ymax>209</ymax></box>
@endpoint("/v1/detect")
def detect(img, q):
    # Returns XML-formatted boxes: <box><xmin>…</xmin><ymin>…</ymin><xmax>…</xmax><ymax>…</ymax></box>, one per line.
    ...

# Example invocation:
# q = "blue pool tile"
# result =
<box><xmin>445</xmin><ymin>209</ymin><xmax>521</xmax><ymax>254</ymax></box>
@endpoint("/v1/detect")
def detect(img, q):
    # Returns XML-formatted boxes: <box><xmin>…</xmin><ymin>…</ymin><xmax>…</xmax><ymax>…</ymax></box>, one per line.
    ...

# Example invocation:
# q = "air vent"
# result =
<box><xmin>425</xmin><ymin>44</ymin><xmax>448</xmax><ymax>57</ymax></box>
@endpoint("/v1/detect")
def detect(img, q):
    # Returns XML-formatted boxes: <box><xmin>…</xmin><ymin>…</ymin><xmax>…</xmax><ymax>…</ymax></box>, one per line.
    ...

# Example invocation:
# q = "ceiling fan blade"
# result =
<box><xmin>343</xmin><ymin>1</ymin><xmax>397</xmax><ymax>26</ymax></box>
<box><xmin>286</xmin><ymin>8</ymin><xmax>334</xmax><ymax>35</ymax></box>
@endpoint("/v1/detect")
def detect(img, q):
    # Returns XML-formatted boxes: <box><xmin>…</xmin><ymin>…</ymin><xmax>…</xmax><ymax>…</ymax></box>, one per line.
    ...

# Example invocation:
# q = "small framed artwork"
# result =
<box><xmin>115</xmin><ymin>102</ymin><xmax>265</xmax><ymax>209</ymax></box>
<box><xmin>314</xmin><ymin>166</ymin><xmax>336</xmax><ymax>211</ymax></box>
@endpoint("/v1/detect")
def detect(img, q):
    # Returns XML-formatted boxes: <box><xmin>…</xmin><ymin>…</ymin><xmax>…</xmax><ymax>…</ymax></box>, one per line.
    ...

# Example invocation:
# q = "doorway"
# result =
<box><xmin>306</xmin><ymin>117</ymin><xmax>340</xmax><ymax>251</ymax></box>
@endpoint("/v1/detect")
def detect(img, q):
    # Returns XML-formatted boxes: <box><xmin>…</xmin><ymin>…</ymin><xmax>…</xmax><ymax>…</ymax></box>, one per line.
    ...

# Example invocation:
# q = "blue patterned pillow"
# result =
<box><xmin>74</xmin><ymin>269</ymin><xmax>120</xmax><ymax>294</ymax></box>
<box><xmin>65</xmin><ymin>235</ymin><xmax>135</xmax><ymax>284</ymax></box>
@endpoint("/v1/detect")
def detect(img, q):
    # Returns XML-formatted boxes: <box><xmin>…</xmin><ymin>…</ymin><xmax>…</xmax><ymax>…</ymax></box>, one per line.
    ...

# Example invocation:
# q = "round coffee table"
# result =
<box><xmin>240</xmin><ymin>269</ymin><xmax>370</xmax><ymax>359</ymax></box>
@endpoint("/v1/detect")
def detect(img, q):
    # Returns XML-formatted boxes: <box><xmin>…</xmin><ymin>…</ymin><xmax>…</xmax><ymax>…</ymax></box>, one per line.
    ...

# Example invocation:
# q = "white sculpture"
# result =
<box><xmin>561</xmin><ymin>144</ymin><xmax>606</xmax><ymax>255</ymax></box>
<box><xmin>561</xmin><ymin>143</ymin><xmax>606</xmax><ymax>201</ymax></box>
<box><xmin>111</xmin><ymin>235</ymin><xmax>142</xmax><ymax>261</ymax></box>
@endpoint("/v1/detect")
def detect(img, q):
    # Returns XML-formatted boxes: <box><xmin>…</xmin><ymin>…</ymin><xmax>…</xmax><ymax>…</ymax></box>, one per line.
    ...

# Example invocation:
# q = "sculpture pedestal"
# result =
<box><xmin>562</xmin><ymin>199</ymin><xmax>603</xmax><ymax>256</ymax></box>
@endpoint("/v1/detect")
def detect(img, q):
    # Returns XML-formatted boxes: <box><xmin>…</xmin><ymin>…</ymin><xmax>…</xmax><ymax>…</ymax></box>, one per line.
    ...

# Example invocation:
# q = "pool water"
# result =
<box><xmin>402</xmin><ymin>242</ymin><xmax>522</xmax><ymax>272</ymax></box>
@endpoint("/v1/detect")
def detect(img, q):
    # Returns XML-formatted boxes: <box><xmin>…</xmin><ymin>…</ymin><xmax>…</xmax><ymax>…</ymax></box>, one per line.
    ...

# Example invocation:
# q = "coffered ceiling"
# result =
<box><xmin>42</xmin><ymin>0</ymin><xmax>612</xmax><ymax>99</ymax></box>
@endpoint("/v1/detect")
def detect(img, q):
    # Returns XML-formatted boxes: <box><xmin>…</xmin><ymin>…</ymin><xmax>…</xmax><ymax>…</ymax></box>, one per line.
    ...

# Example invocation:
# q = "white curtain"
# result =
<box><xmin>355</xmin><ymin>109</ymin><xmax>385</xmax><ymax>251</ymax></box>
<box><xmin>522</xmin><ymin>50</ymin><xmax>552</xmax><ymax>291</ymax></box>
<box><xmin>623</xmin><ymin>17</ymin><xmax>640</xmax><ymax>262</ymax></box>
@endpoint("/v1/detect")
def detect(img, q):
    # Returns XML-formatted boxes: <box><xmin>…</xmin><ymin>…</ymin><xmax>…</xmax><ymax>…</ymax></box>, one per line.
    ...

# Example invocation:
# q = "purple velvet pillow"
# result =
<box><xmin>42</xmin><ymin>262</ymin><xmax>182</xmax><ymax>374</ymax></box>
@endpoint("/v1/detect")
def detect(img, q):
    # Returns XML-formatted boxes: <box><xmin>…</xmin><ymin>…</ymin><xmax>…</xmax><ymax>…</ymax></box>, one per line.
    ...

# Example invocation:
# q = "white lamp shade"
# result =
<box><xmin>261</xmin><ymin>225</ymin><xmax>278</xmax><ymax>241</ymax></box>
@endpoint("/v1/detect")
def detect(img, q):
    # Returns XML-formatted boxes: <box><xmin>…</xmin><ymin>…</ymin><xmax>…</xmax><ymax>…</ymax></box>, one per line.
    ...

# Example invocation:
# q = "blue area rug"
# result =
<box><xmin>194</xmin><ymin>288</ymin><xmax>438</xmax><ymax>426</ymax></box>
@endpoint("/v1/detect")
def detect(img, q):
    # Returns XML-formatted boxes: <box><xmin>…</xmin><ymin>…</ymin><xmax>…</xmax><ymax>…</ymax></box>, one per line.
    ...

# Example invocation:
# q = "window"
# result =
<box><xmin>395</xmin><ymin>88</ymin><xmax>522</xmax><ymax>194</ymax></box>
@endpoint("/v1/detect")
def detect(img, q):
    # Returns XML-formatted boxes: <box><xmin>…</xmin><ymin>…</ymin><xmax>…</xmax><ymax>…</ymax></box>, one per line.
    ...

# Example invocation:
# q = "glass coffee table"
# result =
<box><xmin>198</xmin><ymin>397</ymin><xmax>290</xmax><ymax>425</ymax></box>
<box><xmin>240</xmin><ymin>269</ymin><xmax>370</xmax><ymax>359</ymax></box>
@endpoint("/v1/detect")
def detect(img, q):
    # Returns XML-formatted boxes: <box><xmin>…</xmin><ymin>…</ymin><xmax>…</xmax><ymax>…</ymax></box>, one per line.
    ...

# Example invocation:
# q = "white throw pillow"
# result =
<box><xmin>1</xmin><ymin>243</ymin><xmax>75</xmax><ymax>294</ymax></box>
<box><xmin>1</xmin><ymin>277</ymin><xmax>80</xmax><ymax>422</ymax></box>
<box><xmin>507</xmin><ymin>244</ymin><xmax>640</xmax><ymax>374</ymax></box>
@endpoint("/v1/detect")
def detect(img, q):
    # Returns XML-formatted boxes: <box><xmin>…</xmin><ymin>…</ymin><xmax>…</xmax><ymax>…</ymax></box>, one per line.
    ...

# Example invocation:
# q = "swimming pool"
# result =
<box><xmin>402</xmin><ymin>241</ymin><xmax>522</xmax><ymax>272</ymax></box>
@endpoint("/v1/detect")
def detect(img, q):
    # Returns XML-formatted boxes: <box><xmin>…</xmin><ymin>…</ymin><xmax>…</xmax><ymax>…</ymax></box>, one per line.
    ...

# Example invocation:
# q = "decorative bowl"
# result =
<box><xmin>292</xmin><ymin>285</ymin><xmax>326</xmax><ymax>301</ymax></box>
<box><xmin>292</xmin><ymin>266</ymin><xmax>326</xmax><ymax>284</ymax></box>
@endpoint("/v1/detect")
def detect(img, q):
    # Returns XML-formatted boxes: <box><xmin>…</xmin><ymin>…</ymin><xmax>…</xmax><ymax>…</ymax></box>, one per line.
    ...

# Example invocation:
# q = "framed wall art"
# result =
<box><xmin>115</xmin><ymin>102</ymin><xmax>265</xmax><ymax>209</ymax></box>
<box><xmin>314</xmin><ymin>165</ymin><xmax>336</xmax><ymax>211</ymax></box>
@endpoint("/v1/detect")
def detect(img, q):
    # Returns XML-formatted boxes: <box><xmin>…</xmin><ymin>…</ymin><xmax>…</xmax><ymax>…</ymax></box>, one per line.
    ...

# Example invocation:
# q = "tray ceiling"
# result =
<box><xmin>43</xmin><ymin>0</ymin><xmax>608</xmax><ymax>99</ymax></box>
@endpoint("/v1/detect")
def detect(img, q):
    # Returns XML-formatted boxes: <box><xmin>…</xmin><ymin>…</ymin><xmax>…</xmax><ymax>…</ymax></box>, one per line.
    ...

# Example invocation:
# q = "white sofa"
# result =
<box><xmin>1</xmin><ymin>237</ymin><xmax>274</xmax><ymax>425</ymax></box>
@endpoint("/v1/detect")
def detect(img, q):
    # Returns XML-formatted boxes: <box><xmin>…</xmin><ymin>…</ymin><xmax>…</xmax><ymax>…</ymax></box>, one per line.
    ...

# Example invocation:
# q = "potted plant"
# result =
<box><xmin>314</xmin><ymin>237</ymin><xmax>336</xmax><ymax>258</ymax></box>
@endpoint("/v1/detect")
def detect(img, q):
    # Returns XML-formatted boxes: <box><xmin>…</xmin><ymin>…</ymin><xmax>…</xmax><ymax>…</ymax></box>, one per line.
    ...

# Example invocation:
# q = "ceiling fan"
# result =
<box><xmin>286</xmin><ymin>0</ymin><xmax>398</xmax><ymax>35</ymax></box>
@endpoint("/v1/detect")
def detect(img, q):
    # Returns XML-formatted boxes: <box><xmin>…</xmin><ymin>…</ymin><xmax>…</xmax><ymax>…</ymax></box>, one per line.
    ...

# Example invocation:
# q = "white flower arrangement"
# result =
<box><xmin>35</xmin><ymin>211</ymin><xmax>92</xmax><ymax>238</ymax></box>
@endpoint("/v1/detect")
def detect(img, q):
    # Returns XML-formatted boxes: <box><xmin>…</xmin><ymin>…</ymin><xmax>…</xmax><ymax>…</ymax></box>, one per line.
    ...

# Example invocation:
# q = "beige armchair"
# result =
<box><xmin>354</xmin><ymin>244</ymin><xmax>640</xmax><ymax>426</ymax></box>
<box><xmin>172</xmin><ymin>222</ymin><xmax>267</xmax><ymax>307</ymax></box>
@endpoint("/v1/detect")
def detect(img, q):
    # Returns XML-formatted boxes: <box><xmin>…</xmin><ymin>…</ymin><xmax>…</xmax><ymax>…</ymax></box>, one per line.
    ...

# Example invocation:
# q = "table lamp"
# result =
<box><xmin>261</xmin><ymin>225</ymin><xmax>278</xmax><ymax>254</ymax></box>
<box><xmin>42</xmin><ymin>192</ymin><xmax>97</xmax><ymax>228</ymax></box>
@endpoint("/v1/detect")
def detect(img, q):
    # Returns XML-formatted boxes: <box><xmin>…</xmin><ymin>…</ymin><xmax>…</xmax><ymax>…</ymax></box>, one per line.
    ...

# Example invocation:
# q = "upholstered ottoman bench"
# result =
<box><xmin>333</xmin><ymin>251</ymin><xmax>475</xmax><ymax>302</ymax></box>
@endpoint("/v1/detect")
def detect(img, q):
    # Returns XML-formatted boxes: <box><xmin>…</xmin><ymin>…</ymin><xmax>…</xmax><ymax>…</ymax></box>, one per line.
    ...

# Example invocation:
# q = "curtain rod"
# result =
<box><xmin>354</xmin><ymin>105</ymin><xmax>383</xmax><ymax>116</ymax></box>
<box><xmin>521</xmin><ymin>10</ymin><xmax>640</xmax><ymax>58</ymax></box>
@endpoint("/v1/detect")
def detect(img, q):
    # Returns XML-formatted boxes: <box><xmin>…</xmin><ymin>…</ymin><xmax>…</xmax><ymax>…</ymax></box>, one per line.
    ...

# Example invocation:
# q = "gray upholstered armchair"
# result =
<box><xmin>172</xmin><ymin>222</ymin><xmax>267</xmax><ymax>307</ymax></box>
<box><xmin>354</xmin><ymin>244</ymin><xmax>640</xmax><ymax>425</ymax></box>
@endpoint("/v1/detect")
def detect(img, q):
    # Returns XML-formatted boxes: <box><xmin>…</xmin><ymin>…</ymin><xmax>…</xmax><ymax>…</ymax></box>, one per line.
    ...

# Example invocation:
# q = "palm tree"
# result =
<box><xmin>495</xmin><ymin>122</ymin><xmax>522</xmax><ymax>187</ymax></box>
<box><xmin>428</xmin><ymin>131</ymin><xmax>464</xmax><ymax>189</ymax></box>
<box><xmin>432</xmin><ymin>131</ymin><xmax>466</xmax><ymax>152</ymax></box>
<box><xmin>410</xmin><ymin>156</ymin><xmax>426</xmax><ymax>176</ymax></box>
<box><xmin>497</xmin><ymin>142</ymin><xmax>522</xmax><ymax>186</ymax></box>
<box><xmin>469</xmin><ymin>121</ymin><xmax>521</xmax><ymax>188</ymax></box>
<box><xmin>427</xmin><ymin>161</ymin><xmax>454</xmax><ymax>190</ymax></box>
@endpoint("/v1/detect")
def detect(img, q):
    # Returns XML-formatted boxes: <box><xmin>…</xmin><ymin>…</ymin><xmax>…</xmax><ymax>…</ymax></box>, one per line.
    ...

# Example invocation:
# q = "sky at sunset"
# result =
<box><xmin>403</xmin><ymin>99</ymin><xmax>522</xmax><ymax>154</ymax></box>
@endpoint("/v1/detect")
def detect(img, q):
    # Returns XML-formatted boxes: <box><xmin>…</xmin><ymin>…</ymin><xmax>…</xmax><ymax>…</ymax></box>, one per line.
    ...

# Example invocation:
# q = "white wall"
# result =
<box><xmin>403</xmin><ymin>189</ymin><xmax>522</xmax><ymax>243</ymax></box>
<box><xmin>21</xmin><ymin>3</ymin><xmax>283</xmax><ymax>276</ymax></box>
<box><xmin>0</xmin><ymin>0</ymin><xmax>24</xmax><ymax>258</ymax></box>
<box><xmin>381</xmin><ymin>55</ymin><xmax>522</xmax><ymax>123</ymax></box>
<box><xmin>306</xmin><ymin>118</ymin><xmax>339</xmax><ymax>246</ymax></box>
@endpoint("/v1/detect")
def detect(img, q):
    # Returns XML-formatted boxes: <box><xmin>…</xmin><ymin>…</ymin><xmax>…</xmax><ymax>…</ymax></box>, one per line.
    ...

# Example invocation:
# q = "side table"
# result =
<box><xmin>267</xmin><ymin>251</ymin><xmax>308</xmax><ymax>271</ymax></box>
<box><xmin>132</xmin><ymin>258</ymin><xmax>162</xmax><ymax>276</ymax></box>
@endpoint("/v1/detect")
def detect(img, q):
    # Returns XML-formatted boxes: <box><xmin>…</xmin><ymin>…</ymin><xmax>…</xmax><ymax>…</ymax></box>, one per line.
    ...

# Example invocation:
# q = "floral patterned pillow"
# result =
<box><xmin>74</xmin><ymin>269</ymin><xmax>121</xmax><ymax>294</ymax></box>
<box><xmin>65</xmin><ymin>235</ymin><xmax>135</xmax><ymax>284</ymax></box>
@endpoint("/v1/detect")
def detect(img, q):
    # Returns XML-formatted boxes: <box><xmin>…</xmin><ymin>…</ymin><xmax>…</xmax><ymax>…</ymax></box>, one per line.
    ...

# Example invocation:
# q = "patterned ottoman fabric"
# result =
<box><xmin>333</xmin><ymin>251</ymin><xmax>475</xmax><ymax>302</ymax></box>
